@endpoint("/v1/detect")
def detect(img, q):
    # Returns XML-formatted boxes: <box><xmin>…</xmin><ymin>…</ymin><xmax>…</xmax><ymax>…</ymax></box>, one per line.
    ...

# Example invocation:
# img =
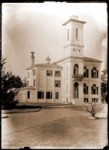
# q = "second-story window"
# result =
<box><xmin>91</xmin><ymin>67</ymin><xmax>98</xmax><ymax>78</ymax></box>
<box><xmin>84</xmin><ymin>66</ymin><xmax>89</xmax><ymax>78</ymax></box>
<box><xmin>55</xmin><ymin>71</ymin><xmax>61</xmax><ymax>77</ymax></box>
<box><xmin>46</xmin><ymin>70</ymin><xmax>53</xmax><ymax>76</ymax></box>
<box><xmin>55</xmin><ymin>80</ymin><xmax>61</xmax><ymax>87</ymax></box>
<box><xmin>91</xmin><ymin>84</ymin><xmax>98</xmax><ymax>94</ymax></box>
<box><xmin>74</xmin><ymin>64</ymin><xmax>79</xmax><ymax>75</ymax></box>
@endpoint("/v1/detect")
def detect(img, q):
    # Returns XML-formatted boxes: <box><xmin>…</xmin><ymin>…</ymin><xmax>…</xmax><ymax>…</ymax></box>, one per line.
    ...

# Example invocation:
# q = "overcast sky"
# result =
<box><xmin>2</xmin><ymin>2</ymin><xmax>107</xmax><ymax>79</ymax></box>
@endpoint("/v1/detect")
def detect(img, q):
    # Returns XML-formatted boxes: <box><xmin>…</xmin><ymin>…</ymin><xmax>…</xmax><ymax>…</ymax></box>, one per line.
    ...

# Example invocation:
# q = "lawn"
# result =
<box><xmin>2</xmin><ymin>107</ymin><xmax>107</xmax><ymax>149</ymax></box>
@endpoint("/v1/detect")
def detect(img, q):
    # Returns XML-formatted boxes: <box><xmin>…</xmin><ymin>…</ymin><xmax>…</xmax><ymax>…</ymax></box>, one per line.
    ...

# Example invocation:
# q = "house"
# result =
<box><xmin>16</xmin><ymin>16</ymin><xmax>102</xmax><ymax>105</ymax></box>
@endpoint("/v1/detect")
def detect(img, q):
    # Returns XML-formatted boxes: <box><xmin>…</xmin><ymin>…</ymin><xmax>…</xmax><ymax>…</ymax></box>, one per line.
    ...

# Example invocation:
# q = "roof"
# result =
<box><xmin>54</xmin><ymin>56</ymin><xmax>102</xmax><ymax>64</ymax></box>
<box><xmin>63</xmin><ymin>18</ymin><xmax>86</xmax><ymax>26</ymax></box>
<box><xmin>26</xmin><ymin>63</ymin><xmax>63</xmax><ymax>70</ymax></box>
<box><xmin>84</xmin><ymin>57</ymin><xmax>102</xmax><ymax>63</ymax></box>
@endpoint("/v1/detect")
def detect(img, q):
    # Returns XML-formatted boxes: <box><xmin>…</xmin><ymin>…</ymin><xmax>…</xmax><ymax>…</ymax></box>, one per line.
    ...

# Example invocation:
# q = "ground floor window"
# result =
<box><xmin>74</xmin><ymin>82</ymin><xmax>79</xmax><ymax>98</ymax></box>
<box><xmin>84</xmin><ymin>98</ymin><xmax>88</xmax><ymax>103</ymax></box>
<box><xmin>46</xmin><ymin>92</ymin><xmax>52</xmax><ymax>99</ymax></box>
<box><xmin>27</xmin><ymin>91</ymin><xmax>30</xmax><ymax>99</ymax></box>
<box><xmin>92</xmin><ymin>98</ymin><xmax>98</xmax><ymax>102</ymax></box>
<box><xmin>37</xmin><ymin>91</ymin><xmax>44</xmax><ymax>99</ymax></box>
<box><xmin>55</xmin><ymin>92</ymin><xmax>59</xmax><ymax>99</ymax></box>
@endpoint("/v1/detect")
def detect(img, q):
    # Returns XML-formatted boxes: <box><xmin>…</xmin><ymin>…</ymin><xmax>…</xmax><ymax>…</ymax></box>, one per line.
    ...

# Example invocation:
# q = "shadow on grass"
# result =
<box><xmin>2</xmin><ymin>105</ymin><xmax>42</xmax><ymax>114</ymax></box>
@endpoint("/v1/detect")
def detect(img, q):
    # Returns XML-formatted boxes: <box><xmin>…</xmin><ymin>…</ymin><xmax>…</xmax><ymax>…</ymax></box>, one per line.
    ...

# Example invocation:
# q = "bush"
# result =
<box><xmin>82</xmin><ymin>102</ymin><xmax>105</xmax><ymax>118</ymax></box>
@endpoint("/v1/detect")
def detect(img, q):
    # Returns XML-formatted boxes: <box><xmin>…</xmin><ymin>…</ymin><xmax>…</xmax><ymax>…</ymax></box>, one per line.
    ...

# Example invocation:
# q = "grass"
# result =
<box><xmin>2</xmin><ymin>110</ymin><xmax>107</xmax><ymax>149</ymax></box>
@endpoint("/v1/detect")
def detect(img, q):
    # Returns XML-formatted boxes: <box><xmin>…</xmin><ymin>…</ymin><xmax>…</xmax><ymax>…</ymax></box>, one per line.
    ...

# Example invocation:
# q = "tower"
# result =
<box><xmin>63</xmin><ymin>16</ymin><xmax>86</xmax><ymax>57</ymax></box>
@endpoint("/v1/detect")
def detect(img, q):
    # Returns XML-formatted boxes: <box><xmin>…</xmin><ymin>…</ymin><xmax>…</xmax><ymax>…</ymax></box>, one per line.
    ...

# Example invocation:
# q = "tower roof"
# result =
<box><xmin>63</xmin><ymin>16</ymin><xmax>86</xmax><ymax>26</ymax></box>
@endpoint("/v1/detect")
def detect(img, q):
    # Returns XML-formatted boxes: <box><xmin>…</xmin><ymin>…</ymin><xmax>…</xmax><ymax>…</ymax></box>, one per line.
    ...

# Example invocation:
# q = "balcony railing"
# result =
<box><xmin>72</xmin><ymin>74</ymin><xmax>84</xmax><ymax>81</ymax></box>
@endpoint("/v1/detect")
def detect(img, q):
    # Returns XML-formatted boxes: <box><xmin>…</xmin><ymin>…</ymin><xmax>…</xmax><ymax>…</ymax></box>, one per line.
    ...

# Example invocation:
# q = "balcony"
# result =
<box><xmin>72</xmin><ymin>74</ymin><xmax>84</xmax><ymax>81</ymax></box>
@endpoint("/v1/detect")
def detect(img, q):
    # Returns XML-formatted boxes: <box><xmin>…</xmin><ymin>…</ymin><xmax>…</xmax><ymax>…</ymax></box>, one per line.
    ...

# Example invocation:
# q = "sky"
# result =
<box><xmin>2</xmin><ymin>2</ymin><xmax>107</xmax><ymax>79</ymax></box>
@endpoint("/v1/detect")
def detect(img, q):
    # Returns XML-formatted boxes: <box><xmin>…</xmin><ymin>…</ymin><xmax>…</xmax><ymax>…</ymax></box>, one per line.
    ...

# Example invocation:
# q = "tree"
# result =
<box><xmin>0</xmin><ymin>58</ymin><xmax>23</xmax><ymax>108</ymax></box>
<box><xmin>101</xmin><ymin>69</ymin><xmax>107</xmax><ymax>103</ymax></box>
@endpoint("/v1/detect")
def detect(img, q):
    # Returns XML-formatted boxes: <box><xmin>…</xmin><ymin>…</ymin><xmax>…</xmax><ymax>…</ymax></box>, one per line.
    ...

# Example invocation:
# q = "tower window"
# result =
<box><xmin>75</xmin><ymin>28</ymin><xmax>78</xmax><ymax>41</ymax></box>
<box><xmin>67</xmin><ymin>29</ymin><xmax>69</xmax><ymax>41</ymax></box>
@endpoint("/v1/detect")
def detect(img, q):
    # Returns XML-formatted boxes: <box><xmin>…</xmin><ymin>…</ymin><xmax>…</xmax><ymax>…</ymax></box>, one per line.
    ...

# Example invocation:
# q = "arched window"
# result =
<box><xmin>74</xmin><ymin>64</ymin><xmax>79</xmax><ymax>75</ymax></box>
<box><xmin>74</xmin><ymin>82</ymin><xmax>79</xmax><ymax>98</ymax></box>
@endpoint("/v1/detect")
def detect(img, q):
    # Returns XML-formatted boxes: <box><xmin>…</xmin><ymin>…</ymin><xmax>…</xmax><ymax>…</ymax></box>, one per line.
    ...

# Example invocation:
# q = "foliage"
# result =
<box><xmin>0</xmin><ymin>58</ymin><xmax>23</xmax><ymax>108</ymax></box>
<box><xmin>82</xmin><ymin>102</ymin><xmax>105</xmax><ymax>118</ymax></box>
<box><xmin>101</xmin><ymin>82</ymin><xmax>107</xmax><ymax>103</ymax></box>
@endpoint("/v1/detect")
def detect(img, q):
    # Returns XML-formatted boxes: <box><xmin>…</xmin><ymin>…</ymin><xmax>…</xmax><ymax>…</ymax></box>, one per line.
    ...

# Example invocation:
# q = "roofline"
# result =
<box><xmin>54</xmin><ymin>56</ymin><xmax>102</xmax><ymax>64</ymax></box>
<box><xmin>26</xmin><ymin>63</ymin><xmax>63</xmax><ymax>70</ymax></box>
<box><xmin>63</xmin><ymin>18</ymin><xmax>86</xmax><ymax>26</ymax></box>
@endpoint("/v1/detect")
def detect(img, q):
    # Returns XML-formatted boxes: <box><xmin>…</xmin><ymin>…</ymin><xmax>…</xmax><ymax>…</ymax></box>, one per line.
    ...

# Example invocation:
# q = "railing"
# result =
<box><xmin>72</xmin><ymin>74</ymin><xmax>84</xmax><ymax>81</ymax></box>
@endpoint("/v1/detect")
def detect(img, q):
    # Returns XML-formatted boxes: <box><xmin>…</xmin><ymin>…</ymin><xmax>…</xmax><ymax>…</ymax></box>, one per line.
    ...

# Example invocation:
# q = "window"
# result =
<box><xmin>46</xmin><ymin>70</ymin><xmax>53</xmax><ymax>76</ymax></box>
<box><xmin>83</xmin><ymin>84</ymin><xmax>88</xmax><ymax>94</ymax></box>
<box><xmin>33</xmin><ymin>69</ymin><xmax>35</xmax><ymax>76</ymax></box>
<box><xmin>91</xmin><ymin>84</ymin><xmax>98</xmax><ymax>94</ymax></box>
<box><xmin>84</xmin><ymin>66</ymin><xmax>89</xmax><ymax>78</ymax></box>
<box><xmin>33</xmin><ymin>79</ymin><xmax>35</xmax><ymax>86</ymax></box>
<box><xmin>74</xmin><ymin>82</ymin><xmax>79</xmax><ymax>98</ymax></box>
<box><xmin>74</xmin><ymin>64</ymin><xmax>79</xmax><ymax>75</ymax></box>
<box><xmin>67</xmin><ymin>29</ymin><xmax>69</xmax><ymax>41</ymax></box>
<box><xmin>46</xmin><ymin>92</ymin><xmax>52</xmax><ymax>99</ymax></box>
<box><xmin>37</xmin><ymin>91</ymin><xmax>44</xmax><ymax>99</ymax></box>
<box><xmin>27</xmin><ymin>91</ymin><xmax>30</xmax><ymax>99</ymax></box>
<box><xmin>91</xmin><ymin>67</ymin><xmax>98</xmax><ymax>78</ymax></box>
<box><xmin>55</xmin><ymin>71</ymin><xmax>61</xmax><ymax>77</ymax></box>
<box><xmin>75</xmin><ymin>28</ymin><xmax>78</xmax><ymax>41</ymax></box>
<box><xmin>92</xmin><ymin>98</ymin><xmax>98</xmax><ymax>102</ymax></box>
<box><xmin>55</xmin><ymin>92</ymin><xmax>59</xmax><ymax>99</ymax></box>
<box><xmin>84</xmin><ymin>98</ymin><xmax>88</xmax><ymax>103</ymax></box>
<box><xmin>55</xmin><ymin>80</ymin><xmax>61</xmax><ymax>87</ymax></box>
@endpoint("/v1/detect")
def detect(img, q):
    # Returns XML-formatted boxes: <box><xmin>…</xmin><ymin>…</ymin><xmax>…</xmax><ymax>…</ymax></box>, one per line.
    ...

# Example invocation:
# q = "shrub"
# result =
<box><xmin>82</xmin><ymin>102</ymin><xmax>105</xmax><ymax>118</ymax></box>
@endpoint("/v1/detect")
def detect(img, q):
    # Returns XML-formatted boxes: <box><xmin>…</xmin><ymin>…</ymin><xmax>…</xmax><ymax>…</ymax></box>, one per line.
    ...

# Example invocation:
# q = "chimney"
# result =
<box><xmin>31</xmin><ymin>51</ymin><xmax>35</xmax><ymax>66</ymax></box>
